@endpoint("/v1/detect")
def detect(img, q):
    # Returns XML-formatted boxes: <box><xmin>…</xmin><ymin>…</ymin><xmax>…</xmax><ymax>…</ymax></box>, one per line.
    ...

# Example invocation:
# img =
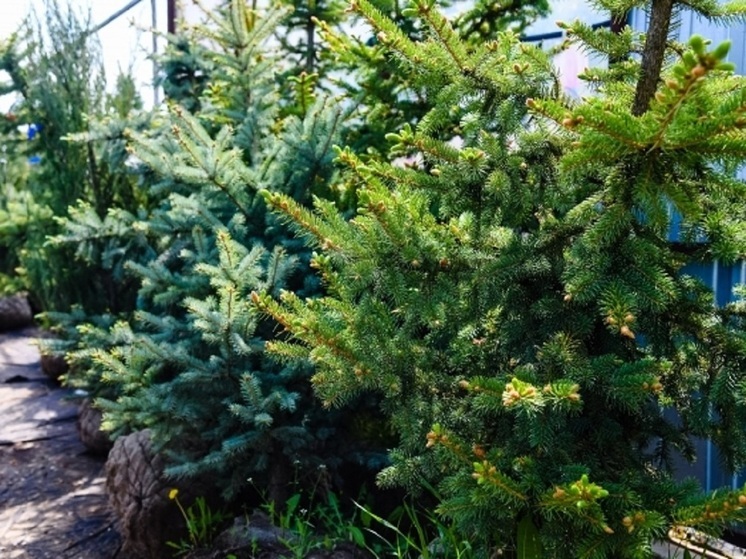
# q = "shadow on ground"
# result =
<box><xmin>0</xmin><ymin>328</ymin><xmax>124</xmax><ymax>559</ymax></box>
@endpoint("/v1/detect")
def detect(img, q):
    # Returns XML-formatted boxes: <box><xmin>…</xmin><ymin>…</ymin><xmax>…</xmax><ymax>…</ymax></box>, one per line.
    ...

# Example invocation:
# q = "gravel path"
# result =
<box><xmin>0</xmin><ymin>328</ymin><xmax>123</xmax><ymax>558</ymax></box>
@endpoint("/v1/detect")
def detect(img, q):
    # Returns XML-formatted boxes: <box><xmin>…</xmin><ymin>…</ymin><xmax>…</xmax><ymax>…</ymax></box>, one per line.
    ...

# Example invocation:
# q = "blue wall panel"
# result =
<box><xmin>628</xmin><ymin>6</ymin><xmax>746</xmax><ymax>492</ymax></box>
<box><xmin>630</xmin><ymin>7</ymin><xmax>746</xmax><ymax>73</ymax></box>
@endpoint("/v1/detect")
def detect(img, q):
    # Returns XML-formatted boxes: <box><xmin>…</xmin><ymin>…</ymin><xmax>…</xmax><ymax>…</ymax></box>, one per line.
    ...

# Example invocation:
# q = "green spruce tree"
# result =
<box><xmin>0</xmin><ymin>1</ymin><xmax>145</xmax><ymax>313</ymax></box>
<box><xmin>257</xmin><ymin>0</ymin><xmax>746</xmax><ymax>556</ymax></box>
<box><xmin>317</xmin><ymin>0</ymin><xmax>549</xmax><ymax>156</ymax></box>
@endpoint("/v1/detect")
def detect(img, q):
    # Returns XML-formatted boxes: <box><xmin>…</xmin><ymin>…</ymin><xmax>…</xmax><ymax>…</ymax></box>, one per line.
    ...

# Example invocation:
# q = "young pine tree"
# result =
<box><xmin>257</xmin><ymin>0</ymin><xmax>746</xmax><ymax>556</ymax></box>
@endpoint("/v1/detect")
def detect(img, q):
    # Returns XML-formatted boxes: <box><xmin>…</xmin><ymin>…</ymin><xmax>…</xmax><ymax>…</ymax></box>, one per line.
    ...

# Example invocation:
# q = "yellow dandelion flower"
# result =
<box><xmin>168</xmin><ymin>488</ymin><xmax>179</xmax><ymax>500</ymax></box>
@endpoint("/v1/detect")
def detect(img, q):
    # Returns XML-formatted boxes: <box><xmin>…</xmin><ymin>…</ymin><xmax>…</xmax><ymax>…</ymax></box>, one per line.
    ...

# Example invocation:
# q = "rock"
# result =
<box><xmin>327</xmin><ymin>541</ymin><xmax>374</xmax><ymax>559</ymax></box>
<box><xmin>0</xmin><ymin>293</ymin><xmax>33</xmax><ymax>331</ymax></box>
<box><xmin>35</xmin><ymin>331</ymin><xmax>70</xmax><ymax>382</ymax></box>
<box><xmin>305</xmin><ymin>545</ymin><xmax>368</xmax><ymax>559</ymax></box>
<box><xmin>39</xmin><ymin>352</ymin><xmax>69</xmax><ymax>382</ymax></box>
<box><xmin>105</xmin><ymin>430</ymin><xmax>186</xmax><ymax>559</ymax></box>
<box><xmin>77</xmin><ymin>398</ymin><xmax>113</xmax><ymax>455</ymax></box>
<box><xmin>182</xmin><ymin>513</ymin><xmax>374</xmax><ymax>559</ymax></box>
<box><xmin>213</xmin><ymin>511</ymin><xmax>296</xmax><ymax>551</ymax></box>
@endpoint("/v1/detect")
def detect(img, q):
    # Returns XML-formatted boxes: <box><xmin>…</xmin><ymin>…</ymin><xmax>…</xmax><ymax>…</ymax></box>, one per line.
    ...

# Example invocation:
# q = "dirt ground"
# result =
<box><xmin>0</xmin><ymin>328</ymin><xmax>124</xmax><ymax>559</ymax></box>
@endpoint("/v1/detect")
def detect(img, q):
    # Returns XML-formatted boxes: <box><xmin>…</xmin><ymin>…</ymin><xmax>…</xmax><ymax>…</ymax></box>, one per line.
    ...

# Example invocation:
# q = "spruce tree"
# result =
<box><xmin>257</xmin><ymin>0</ymin><xmax>746</xmax><ymax>556</ymax></box>
<box><xmin>59</xmin><ymin>0</ymin><xmax>386</xmax><ymax>504</ymax></box>
<box><xmin>0</xmin><ymin>1</ymin><xmax>144</xmax><ymax>313</ymax></box>
<box><xmin>0</xmin><ymin>109</ymin><xmax>34</xmax><ymax>295</ymax></box>
<box><xmin>316</xmin><ymin>0</ymin><xmax>548</xmax><ymax>154</ymax></box>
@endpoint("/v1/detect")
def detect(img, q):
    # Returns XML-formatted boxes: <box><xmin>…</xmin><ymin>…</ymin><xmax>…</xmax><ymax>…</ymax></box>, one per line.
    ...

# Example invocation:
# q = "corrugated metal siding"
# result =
<box><xmin>660</xmin><ymin>262</ymin><xmax>746</xmax><ymax>492</ymax></box>
<box><xmin>682</xmin><ymin>261</ymin><xmax>744</xmax><ymax>491</ymax></box>
<box><xmin>630</xmin><ymin>7</ymin><xmax>746</xmax><ymax>72</ymax></box>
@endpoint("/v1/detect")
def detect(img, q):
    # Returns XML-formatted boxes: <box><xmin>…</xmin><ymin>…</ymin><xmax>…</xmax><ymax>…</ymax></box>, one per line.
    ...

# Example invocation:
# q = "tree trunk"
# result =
<box><xmin>632</xmin><ymin>0</ymin><xmax>674</xmax><ymax>116</ymax></box>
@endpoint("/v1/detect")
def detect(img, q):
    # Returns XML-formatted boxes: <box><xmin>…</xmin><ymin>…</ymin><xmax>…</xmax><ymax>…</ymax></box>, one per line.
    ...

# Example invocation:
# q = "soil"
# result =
<box><xmin>0</xmin><ymin>328</ymin><xmax>124</xmax><ymax>559</ymax></box>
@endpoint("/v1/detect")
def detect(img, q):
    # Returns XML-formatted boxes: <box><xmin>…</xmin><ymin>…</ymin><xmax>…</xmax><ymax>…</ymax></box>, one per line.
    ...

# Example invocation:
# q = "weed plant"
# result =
<box><xmin>167</xmin><ymin>488</ymin><xmax>230</xmax><ymax>556</ymax></box>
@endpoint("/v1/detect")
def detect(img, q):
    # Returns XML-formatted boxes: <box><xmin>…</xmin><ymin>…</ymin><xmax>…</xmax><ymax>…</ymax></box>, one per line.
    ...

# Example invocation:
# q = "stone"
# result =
<box><xmin>77</xmin><ymin>398</ymin><xmax>113</xmax><ymax>455</ymax></box>
<box><xmin>0</xmin><ymin>294</ymin><xmax>33</xmax><ymax>332</ymax></box>
<box><xmin>39</xmin><ymin>352</ymin><xmax>68</xmax><ymax>382</ymax></box>
<box><xmin>35</xmin><ymin>331</ymin><xmax>70</xmax><ymax>382</ymax></box>
<box><xmin>0</xmin><ymin>384</ymin><xmax>77</xmax><ymax>445</ymax></box>
<box><xmin>105</xmin><ymin>429</ymin><xmax>186</xmax><ymax>559</ymax></box>
<box><xmin>181</xmin><ymin>513</ymin><xmax>374</xmax><ymax>559</ymax></box>
<box><xmin>212</xmin><ymin>511</ymin><xmax>296</xmax><ymax>550</ymax></box>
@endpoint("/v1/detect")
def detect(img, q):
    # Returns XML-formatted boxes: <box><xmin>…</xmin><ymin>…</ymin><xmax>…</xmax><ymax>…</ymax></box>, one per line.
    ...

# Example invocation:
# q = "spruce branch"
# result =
<box><xmin>351</xmin><ymin>0</ymin><xmax>421</xmax><ymax>62</ymax></box>
<box><xmin>386</xmin><ymin>124</ymin><xmax>462</xmax><ymax>163</ymax></box>
<box><xmin>262</xmin><ymin>191</ymin><xmax>343</xmax><ymax>251</ymax></box>
<box><xmin>471</xmin><ymin>459</ymin><xmax>528</xmax><ymax>503</ymax></box>
<box><xmin>647</xmin><ymin>36</ymin><xmax>736</xmax><ymax>151</ymax></box>
<box><xmin>169</xmin><ymin>115</ymin><xmax>255</xmax><ymax>222</ymax></box>
<box><xmin>404</xmin><ymin>0</ymin><xmax>471</xmax><ymax>74</ymax></box>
